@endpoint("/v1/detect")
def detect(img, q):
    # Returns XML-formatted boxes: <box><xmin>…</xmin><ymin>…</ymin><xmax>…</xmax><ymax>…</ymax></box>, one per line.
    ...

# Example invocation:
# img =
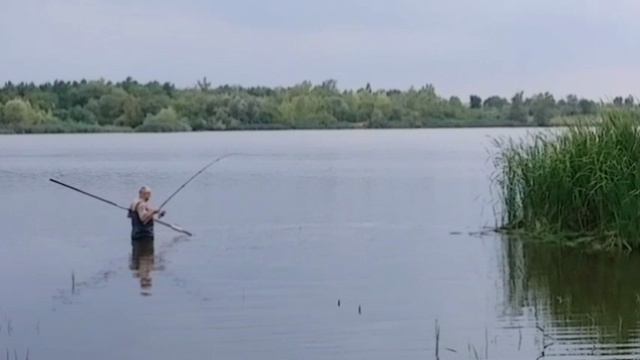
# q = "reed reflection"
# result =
<box><xmin>502</xmin><ymin>236</ymin><xmax>640</xmax><ymax>348</ymax></box>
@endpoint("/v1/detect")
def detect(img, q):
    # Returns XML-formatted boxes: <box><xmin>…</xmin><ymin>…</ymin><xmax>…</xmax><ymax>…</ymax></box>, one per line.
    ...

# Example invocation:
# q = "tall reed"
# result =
<box><xmin>495</xmin><ymin>111</ymin><xmax>640</xmax><ymax>250</ymax></box>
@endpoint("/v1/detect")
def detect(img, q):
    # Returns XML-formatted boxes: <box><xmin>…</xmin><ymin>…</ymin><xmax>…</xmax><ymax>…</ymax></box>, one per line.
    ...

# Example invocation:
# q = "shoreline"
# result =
<box><xmin>0</xmin><ymin>122</ymin><xmax>556</xmax><ymax>135</ymax></box>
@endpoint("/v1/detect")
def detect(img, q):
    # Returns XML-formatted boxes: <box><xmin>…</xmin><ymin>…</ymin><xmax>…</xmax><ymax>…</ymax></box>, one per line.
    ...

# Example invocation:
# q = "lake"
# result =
<box><xmin>1</xmin><ymin>129</ymin><xmax>640</xmax><ymax>360</ymax></box>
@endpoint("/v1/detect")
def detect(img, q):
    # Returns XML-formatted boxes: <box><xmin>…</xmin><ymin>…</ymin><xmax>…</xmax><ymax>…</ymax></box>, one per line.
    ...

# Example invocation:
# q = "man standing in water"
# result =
<box><xmin>129</xmin><ymin>186</ymin><xmax>166</xmax><ymax>241</ymax></box>
<box><xmin>129</xmin><ymin>186</ymin><xmax>165</xmax><ymax>295</ymax></box>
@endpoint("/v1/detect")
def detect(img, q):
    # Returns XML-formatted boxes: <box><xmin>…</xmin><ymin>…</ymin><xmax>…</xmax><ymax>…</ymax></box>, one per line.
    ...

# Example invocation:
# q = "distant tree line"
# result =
<box><xmin>0</xmin><ymin>77</ymin><xmax>628</xmax><ymax>133</ymax></box>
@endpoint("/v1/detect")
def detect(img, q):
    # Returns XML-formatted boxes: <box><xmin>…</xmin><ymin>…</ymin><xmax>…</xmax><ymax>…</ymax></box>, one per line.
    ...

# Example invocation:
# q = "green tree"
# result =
<box><xmin>530</xmin><ymin>93</ymin><xmax>556</xmax><ymax>126</ymax></box>
<box><xmin>469</xmin><ymin>95</ymin><xmax>482</xmax><ymax>109</ymax></box>
<box><xmin>625</xmin><ymin>95</ymin><xmax>635</xmax><ymax>107</ymax></box>
<box><xmin>26</xmin><ymin>91</ymin><xmax>58</xmax><ymax>112</ymax></box>
<box><xmin>68</xmin><ymin>106</ymin><xmax>97</xmax><ymax>124</ymax></box>
<box><xmin>0</xmin><ymin>77</ymin><xmax>611</xmax><ymax>132</ymax></box>
<box><xmin>449</xmin><ymin>96</ymin><xmax>463</xmax><ymax>108</ymax></box>
<box><xmin>117</xmin><ymin>95</ymin><xmax>144</xmax><ymax>127</ymax></box>
<box><xmin>509</xmin><ymin>92</ymin><xmax>528</xmax><ymax>123</ymax></box>
<box><xmin>210</xmin><ymin>108</ymin><xmax>232</xmax><ymax>129</ymax></box>
<box><xmin>1</xmin><ymin>98</ymin><xmax>49</xmax><ymax>126</ymax></box>
<box><xmin>483</xmin><ymin>96</ymin><xmax>508</xmax><ymax>109</ymax></box>
<box><xmin>197</xmin><ymin>76</ymin><xmax>211</xmax><ymax>92</ymax></box>
<box><xmin>367</xmin><ymin>109</ymin><xmax>387</xmax><ymax>128</ymax></box>
<box><xmin>561</xmin><ymin>94</ymin><xmax>579</xmax><ymax>116</ymax></box>
<box><xmin>96</xmin><ymin>88</ymin><xmax>129</xmax><ymax>125</ymax></box>
<box><xmin>139</xmin><ymin>92</ymin><xmax>171</xmax><ymax>116</ymax></box>
<box><xmin>136</xmin><ymin>107</ymin><xmax>191</xmax><ymax>132</ymax></box>
<box><xmin>317</xmin><ymin>79</ymin><xmax>338</xmax><ymax>94</ymax></box>
<box><xmin>578</xmin><ymin>99</ymin><xmax>597</xmax><ymax>115</ymax></box>
<box><xmin>68</xmin><ymin>80</ymin><xmax>111</xmax><ymax>107</ymax></box>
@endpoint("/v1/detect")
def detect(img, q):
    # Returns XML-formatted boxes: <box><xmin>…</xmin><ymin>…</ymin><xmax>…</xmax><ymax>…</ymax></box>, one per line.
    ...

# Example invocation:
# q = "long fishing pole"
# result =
<box><xmin>49</xmin><ymin>178</ymin><xmax>192</xmax><ymax>236</ymax></box>
<box><xmin>157</xmin><ymin>153</ymin><xmax>234</xmax><ymax>210</ymax></box>
<box><xmin>50</xmin><ymin>178</ymin><xmax>128</xmax><ymax>210</ymax></box>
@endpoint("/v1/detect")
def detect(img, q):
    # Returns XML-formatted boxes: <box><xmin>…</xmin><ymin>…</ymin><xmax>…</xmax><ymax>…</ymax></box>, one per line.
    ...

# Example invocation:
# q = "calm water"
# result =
<box><xmin>1</xmin><ymin>129</ymin><xmax>640</xmax><ymax>360</ymax></box>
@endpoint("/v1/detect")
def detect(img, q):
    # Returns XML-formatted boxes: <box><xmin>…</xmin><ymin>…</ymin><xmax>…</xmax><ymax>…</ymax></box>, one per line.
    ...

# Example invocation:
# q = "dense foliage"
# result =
<box><xmin>0</xmin><ymin>77</ymin><xmax>627</xmax><ymax>133</ymax></box>
<box><xmin>496</xmin><ymin>111</ymin><xmax>640</xmax><ymax>251</ymax></box>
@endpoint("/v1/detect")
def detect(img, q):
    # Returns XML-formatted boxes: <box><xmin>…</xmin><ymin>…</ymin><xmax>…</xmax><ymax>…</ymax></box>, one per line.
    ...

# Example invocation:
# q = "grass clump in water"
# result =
<box><xmin>495</xmin><ymin>111</ymin><xmax>640</xmax><ymax>251</ymax></box>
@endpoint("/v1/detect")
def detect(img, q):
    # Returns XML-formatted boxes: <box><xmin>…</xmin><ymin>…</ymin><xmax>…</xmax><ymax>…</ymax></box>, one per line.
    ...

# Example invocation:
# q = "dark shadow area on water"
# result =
<box><xmin>130</xmin><ymin>240</ymin><xmax>157</xmax><ymax>296</ymax></box>
<box><xmin>54</xmin><ymin>235</ymin><xmax>189</xmax><ymax>304</ymax></box>
<box><xmin>501</xmin><ymin>235</ymin><xmax>640</xmax><ymax>358</ymax></box>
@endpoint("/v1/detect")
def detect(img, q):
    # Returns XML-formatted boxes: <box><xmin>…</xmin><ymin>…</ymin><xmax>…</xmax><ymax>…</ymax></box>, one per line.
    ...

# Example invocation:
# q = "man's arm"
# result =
<box><xmin>137</xmin><ymin>202</ymin><xmax>158</xmax><ymax>224</ymax></box>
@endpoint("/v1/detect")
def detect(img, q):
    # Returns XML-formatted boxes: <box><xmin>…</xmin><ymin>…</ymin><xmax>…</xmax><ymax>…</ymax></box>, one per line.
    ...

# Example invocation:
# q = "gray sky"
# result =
<box><xmin>1</xmin><ymin>0</ymin><xmax>639</xmax><ymax>98</ymax></box>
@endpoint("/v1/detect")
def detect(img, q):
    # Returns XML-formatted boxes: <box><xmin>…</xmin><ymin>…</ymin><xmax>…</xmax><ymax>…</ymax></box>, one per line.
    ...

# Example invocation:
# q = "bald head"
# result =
<box><xmin>139</xmin><ymin>186</ymin><xmax>152</xmax><ymax>201</ymax></box>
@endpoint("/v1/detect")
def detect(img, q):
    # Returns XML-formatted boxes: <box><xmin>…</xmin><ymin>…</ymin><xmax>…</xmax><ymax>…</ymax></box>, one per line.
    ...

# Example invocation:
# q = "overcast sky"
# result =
<box><xmin>1</xmin><ymin>0</ymin><xmax>639</xmax><ymax>98</ymax></box>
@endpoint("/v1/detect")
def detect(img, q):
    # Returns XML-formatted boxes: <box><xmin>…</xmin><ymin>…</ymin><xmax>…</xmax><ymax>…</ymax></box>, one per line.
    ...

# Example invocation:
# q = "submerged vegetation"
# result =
<box><xmin>496</xmin><ymin>111</ymin><xmax>640</xmax><ymax>251</ymax></box>
<box><xmin>0</xmin><ymin>77</ymin><xmax>626</xmax><ymax>133</ymax></box>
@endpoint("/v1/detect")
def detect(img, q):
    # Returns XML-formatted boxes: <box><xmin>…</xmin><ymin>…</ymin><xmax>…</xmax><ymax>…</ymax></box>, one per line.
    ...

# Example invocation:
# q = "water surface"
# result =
<box><xmin>1</xmin><ymin>129</ymin><xmax>639</xmax><ymax>359</ymax></box>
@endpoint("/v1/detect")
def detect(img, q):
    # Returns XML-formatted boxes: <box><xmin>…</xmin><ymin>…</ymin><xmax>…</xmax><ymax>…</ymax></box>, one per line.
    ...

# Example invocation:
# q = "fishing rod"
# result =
<box><xmin>157</xmin><ymin>153</ymin><xmax>234</xmax><ymax>210</ymax></box>
<box><xmin>49</xmin><ymin>178</ymin><xmax>192</xmax><ymax>236</ymax></box>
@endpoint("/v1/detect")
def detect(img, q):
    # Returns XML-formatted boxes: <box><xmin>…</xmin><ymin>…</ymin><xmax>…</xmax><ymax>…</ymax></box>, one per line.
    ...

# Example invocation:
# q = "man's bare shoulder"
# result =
<box><xmin>133</xmin><ymin>200</ymin><xmax>147</xmax><ymax>212</ymax></box>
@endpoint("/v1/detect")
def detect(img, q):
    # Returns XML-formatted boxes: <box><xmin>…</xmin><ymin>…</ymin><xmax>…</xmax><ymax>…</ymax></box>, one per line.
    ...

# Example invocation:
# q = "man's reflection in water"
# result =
<box><xmin>130</xmin><ymin>240</ymin><xmax>155</xmax><ymax>296</ymax></box>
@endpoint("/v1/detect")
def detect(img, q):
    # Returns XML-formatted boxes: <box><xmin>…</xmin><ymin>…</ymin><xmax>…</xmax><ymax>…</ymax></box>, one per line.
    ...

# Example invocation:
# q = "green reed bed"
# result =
<box><xmin>495</xmin><ymin>112</ymin><xmax>640</xmax><ymax>251</ymax></box>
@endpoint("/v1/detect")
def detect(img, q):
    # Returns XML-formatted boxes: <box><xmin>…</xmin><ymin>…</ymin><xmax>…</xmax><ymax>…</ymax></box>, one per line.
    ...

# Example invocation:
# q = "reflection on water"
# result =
<box><xmin>52</xmin><ymin>236</ymin><xmax>185</xmax><ymax>308</ymax></box>
<box><xmin>130</xmin><ymin>240</ymin><xmax>156</xmax><ymax>295</ymax></box>
<box><xmin>128</xmin><ymin>236</ymin><xmax>187</xmax><ymax>296</ymax></box>
<box><xmin>1</xmin><ymin>129</ymin><xmax>574</xmax><ymax>359</ymax></box>
<box><xmin>502</xmin><ymin>236</ymin><xmax>640</xmax><ymax>359</ymax></box>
